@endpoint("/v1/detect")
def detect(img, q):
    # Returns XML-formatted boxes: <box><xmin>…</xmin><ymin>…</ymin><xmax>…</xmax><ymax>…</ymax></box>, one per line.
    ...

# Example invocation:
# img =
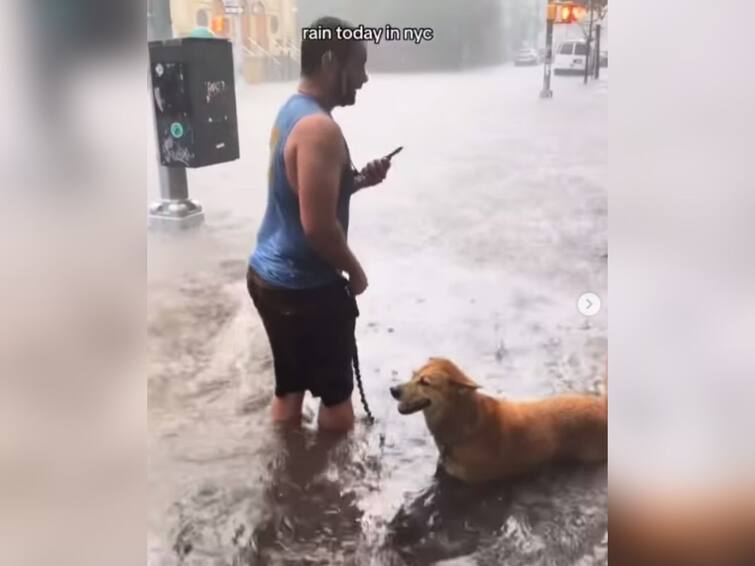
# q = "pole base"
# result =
<box><xmin>148</xmin><ymin>199</ymin><xmax>205</xmax><ymax>231</ymax></box>
<box><xmin>539</xmin><ymin>89</ymin><xmax>553</xmax><ymax>99</ymax></box>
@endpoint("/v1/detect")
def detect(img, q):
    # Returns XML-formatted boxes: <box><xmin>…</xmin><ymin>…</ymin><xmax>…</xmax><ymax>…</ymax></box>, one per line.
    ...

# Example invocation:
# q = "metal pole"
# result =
<box><xmin>236</xmin><ymin>13</ymin><xmax>244</xmax><ymax>77</ymax></box>
<box><xmin>594</xmin><ymin>23</ymin><xmax>601</xmax><ymax>79</ymax></box>
<box><xmin>225</xmin><ymin>5</ymin><xmax>244</xmax><ymax>78</ymax></box>
<box><xmin>148</xmin><ymin>0</ymin><xmax>205</xmax><ymax>231</ymax></box>
<box><xmin>148</xmin><ymin>0</ymin><xmax>171</xmax><ymax>41</ymax></box>
<box><xmin>583</xmin><ymin>0</ymin><xmax>594</xmax><ymax>85</ymax></box>
<box><xmin>540</xmin><ymin>15</ymin><xmax>554</xmax><ymax>98</ymax></box>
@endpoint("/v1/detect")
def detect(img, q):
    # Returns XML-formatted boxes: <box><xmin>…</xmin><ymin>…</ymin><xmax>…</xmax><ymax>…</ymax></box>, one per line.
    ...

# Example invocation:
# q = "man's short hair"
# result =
<box><xmin>300</xmin><ymin>16</ymin><xmax>358</xmax><ymax>76</ymax></box>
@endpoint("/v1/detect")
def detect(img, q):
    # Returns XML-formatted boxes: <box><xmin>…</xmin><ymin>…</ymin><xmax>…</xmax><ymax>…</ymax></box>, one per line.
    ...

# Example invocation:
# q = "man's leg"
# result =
<box><xmin>246</xmin><ymin>269</ymin><xmax>308</xmax><ymax>427</ymax></box>
<box><xmin>315</xmin><ymin>295</ymin><xmax>357</xmax><ymax>433</ymax></box>
<box><xmin>271</xmin><ymin>392</ymin><xmax>305</xmax><ymax>425</ymax></box>
<box><xmin>317</xmin><ymin>398</ymin><xmax>354</xmax><ymax>433</ymax></box>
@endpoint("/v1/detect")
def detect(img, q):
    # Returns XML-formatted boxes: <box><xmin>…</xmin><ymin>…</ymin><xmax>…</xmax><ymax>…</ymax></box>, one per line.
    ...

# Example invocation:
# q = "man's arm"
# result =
<box><xmin>291</xmin><ymin>114</ymin><xmax>368</xmax><ymax>294</ymax></box>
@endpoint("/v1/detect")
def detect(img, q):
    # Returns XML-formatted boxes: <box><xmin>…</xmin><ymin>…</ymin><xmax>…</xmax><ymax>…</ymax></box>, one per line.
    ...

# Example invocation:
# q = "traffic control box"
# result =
<box><xmin>149</xmin><ymin>38</ymin><xmax>240</xmax><ymax>167</ymax></box>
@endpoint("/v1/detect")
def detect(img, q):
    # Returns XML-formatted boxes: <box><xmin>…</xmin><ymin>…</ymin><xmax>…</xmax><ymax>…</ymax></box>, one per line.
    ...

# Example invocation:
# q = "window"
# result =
<box><xmin>574</xmin><ymin>43</ymin><xmax>588</xmax><ymax>56</ymax></box>
<box><xmin>560</xmin><ymin>43</ymin><xmax>573</xmax><ymax>55</ymax></box>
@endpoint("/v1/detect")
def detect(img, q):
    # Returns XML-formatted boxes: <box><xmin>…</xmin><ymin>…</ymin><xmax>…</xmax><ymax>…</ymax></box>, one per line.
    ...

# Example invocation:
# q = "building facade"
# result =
<box><xmin>169</xmin><ymin>0</ymin><xmax>300</xmax><ymax>82</ymax></box>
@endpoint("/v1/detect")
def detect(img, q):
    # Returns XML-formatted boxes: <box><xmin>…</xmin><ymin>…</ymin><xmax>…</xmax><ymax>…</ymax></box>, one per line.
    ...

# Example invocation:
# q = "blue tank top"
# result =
<box><xmin>249</xmin><ymin>93</ymin><xmax>354</xmax><ymax>289</ymax></box>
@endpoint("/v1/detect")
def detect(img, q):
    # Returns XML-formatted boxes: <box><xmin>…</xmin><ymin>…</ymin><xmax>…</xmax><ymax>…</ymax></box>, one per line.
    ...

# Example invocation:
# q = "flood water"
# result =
<box><xmin>148</xmin><ymin>65</ymin><xmax>608</xmax><ymax>565</ymax></box>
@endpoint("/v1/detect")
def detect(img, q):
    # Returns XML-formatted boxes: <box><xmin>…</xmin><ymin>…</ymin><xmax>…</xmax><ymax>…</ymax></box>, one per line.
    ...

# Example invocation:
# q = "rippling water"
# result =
<box><xmin>149</xmin><ymin>65</ymin><xmax>607</xmax><ymax>565</ymax></box>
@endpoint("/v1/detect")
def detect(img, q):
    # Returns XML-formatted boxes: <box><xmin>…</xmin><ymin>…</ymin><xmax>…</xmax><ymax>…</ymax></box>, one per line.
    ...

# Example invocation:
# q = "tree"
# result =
<box><xmin>577</xmin><ymin>0</ymin><xmax>608</xmax><ymax>84</ymax></box>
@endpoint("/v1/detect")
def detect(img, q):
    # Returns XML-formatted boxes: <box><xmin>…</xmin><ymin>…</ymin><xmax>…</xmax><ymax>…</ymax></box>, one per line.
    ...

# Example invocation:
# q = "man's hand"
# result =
<box><xmin>348</xmin><ymin>264</ymin><xmax>368</xmax><ymax>296</ymax></box>
<box><xmin>354</xmin><ymin>157</ymin><xmax>391</xmax><ymax>191</ymax></box>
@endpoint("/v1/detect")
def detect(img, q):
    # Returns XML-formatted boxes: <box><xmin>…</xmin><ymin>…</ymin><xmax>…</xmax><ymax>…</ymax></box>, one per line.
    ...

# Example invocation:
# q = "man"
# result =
<box><xmin>188</xmin><ymin>11</ymin><xmax>216</xmax><ymax>38</ymax></box>
<box><xmin>247</xmin><ymin>17</ymin><xmax>391</xmax><ymax>432</ymax></box>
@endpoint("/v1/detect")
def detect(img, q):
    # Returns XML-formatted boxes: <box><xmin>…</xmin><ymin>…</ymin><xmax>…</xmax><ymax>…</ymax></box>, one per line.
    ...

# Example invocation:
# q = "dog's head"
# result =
<box><xmin>390</xmin><ymin>357</ymin><xmax>480</xmax><ymax>415</ymax></box>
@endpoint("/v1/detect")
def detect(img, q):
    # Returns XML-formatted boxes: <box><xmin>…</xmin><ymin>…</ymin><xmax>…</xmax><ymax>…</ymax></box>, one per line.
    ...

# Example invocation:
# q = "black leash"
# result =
<box><xmin>344</xmin><ymin>282</ymin><xmax>375</xmax><ymax>424</ymax></box>
<box><xmin>352</xmin><ymin>335</ymin><xmax>374</xmax><ymax>424</ymax></box>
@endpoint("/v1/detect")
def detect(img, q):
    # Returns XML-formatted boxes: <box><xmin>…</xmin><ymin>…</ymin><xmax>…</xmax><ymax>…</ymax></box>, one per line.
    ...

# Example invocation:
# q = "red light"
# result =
<box><xmin>211</xmin><ymin>16</ymin><xmax>226</xmax><ymax>35</ymax></box>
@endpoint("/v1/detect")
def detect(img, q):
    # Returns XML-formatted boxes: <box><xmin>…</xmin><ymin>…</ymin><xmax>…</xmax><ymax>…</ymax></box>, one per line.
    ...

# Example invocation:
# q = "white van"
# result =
<box><xmin>553</xmin><ymin>40</ymin><xmax>593</xmax><ymax>75</ymax></box>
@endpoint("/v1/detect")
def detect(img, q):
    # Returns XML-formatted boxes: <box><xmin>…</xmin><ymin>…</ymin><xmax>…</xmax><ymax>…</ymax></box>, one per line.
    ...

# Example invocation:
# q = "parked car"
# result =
<box><xmin>553</xmin><ymin>40</ymin><xmax>594</xmax><ymax>75</ymax></box>
<box><xmin>514</xmin><ymin>47</ymin><xmax>539</xmax><ymax>67</ymax></box>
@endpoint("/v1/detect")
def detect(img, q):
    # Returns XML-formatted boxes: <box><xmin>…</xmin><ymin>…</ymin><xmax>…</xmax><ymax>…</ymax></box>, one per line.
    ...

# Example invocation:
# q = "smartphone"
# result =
<box><xmin>386</xmin><ymin>146</ymin><xmax>404</xmax><ymax>160</ymax></box>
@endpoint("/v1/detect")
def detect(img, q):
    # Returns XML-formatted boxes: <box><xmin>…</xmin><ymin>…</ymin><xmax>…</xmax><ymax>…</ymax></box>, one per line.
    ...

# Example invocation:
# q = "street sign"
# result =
<box><xmin>222</xmin><ymin>0</ymin><xmax>244</xmax><ymax>14</ymax></box>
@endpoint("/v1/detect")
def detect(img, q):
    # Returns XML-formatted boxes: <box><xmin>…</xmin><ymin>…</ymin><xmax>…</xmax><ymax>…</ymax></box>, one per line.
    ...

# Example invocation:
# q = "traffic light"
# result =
<box><xmin>560</xmin><ymin>5</ymin><xmax>574</xmax><ymax>23</ymax></box>
<box><xmin>549</xmin><ymin>2</ymin><xmax>587</xmax><ymax>24</ymax></box>
<box><xmin>211</xmin><ymin>16</ymin><xmax>227</xmax><ymax>35</ymax></box>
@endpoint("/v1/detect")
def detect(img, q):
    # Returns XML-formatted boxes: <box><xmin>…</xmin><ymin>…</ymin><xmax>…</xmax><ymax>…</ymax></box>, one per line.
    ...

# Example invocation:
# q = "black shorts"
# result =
<box><xmin>246</xmin><ymin>267</ymin><xmax>358</xmax><ymax>407</ymax></box>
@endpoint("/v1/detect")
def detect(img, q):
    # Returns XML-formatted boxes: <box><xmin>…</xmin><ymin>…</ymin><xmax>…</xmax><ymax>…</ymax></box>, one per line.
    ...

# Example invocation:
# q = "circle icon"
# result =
<box><xmin>170</xmin><ymin>122</ymin><xmax>184</xmax><ymax>139</ymax></box>
<box><xmin>577</xmin><ymin>292</ymin><xmax>601</xmax><ymax>317</ymax></box>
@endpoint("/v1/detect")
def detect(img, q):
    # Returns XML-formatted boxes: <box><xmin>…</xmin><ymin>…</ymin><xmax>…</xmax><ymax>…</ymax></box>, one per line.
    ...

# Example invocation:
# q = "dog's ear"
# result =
<box><xmin>450</xmin><ymin>375</ymin><xmax>480</xmax><ymax>391</ymax></box>
<box><xmin>427</xmin><ymin>357</ymin><xmax>480</xmax><ymax>390</ymax></box>
<box><xmin>445</xmin><ymin>367</ymin><xmax>480</xmax><ymax>391</ymax></box>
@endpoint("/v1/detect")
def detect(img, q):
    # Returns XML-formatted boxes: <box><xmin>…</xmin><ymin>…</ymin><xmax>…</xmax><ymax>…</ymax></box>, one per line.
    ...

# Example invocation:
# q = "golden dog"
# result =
<box><xmin>390</xmin><ymin>357</ymin><xmax>607</xmax><ymax>483</ymax></box>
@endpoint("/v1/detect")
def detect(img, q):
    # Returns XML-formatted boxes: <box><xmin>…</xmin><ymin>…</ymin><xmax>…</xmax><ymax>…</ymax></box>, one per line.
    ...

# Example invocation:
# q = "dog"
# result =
<box><xmin>390</xmin><ymin>357</ymin><xmax>607</xmax><ymax>484</ymax></box>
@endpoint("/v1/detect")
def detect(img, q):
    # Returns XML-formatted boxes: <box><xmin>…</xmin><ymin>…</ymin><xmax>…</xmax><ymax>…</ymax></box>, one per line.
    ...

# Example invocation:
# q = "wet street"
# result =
<box><xmin>148</xmin><ymin>64</ymin><xmax>607</xmax><ymax>565</ymax></box>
